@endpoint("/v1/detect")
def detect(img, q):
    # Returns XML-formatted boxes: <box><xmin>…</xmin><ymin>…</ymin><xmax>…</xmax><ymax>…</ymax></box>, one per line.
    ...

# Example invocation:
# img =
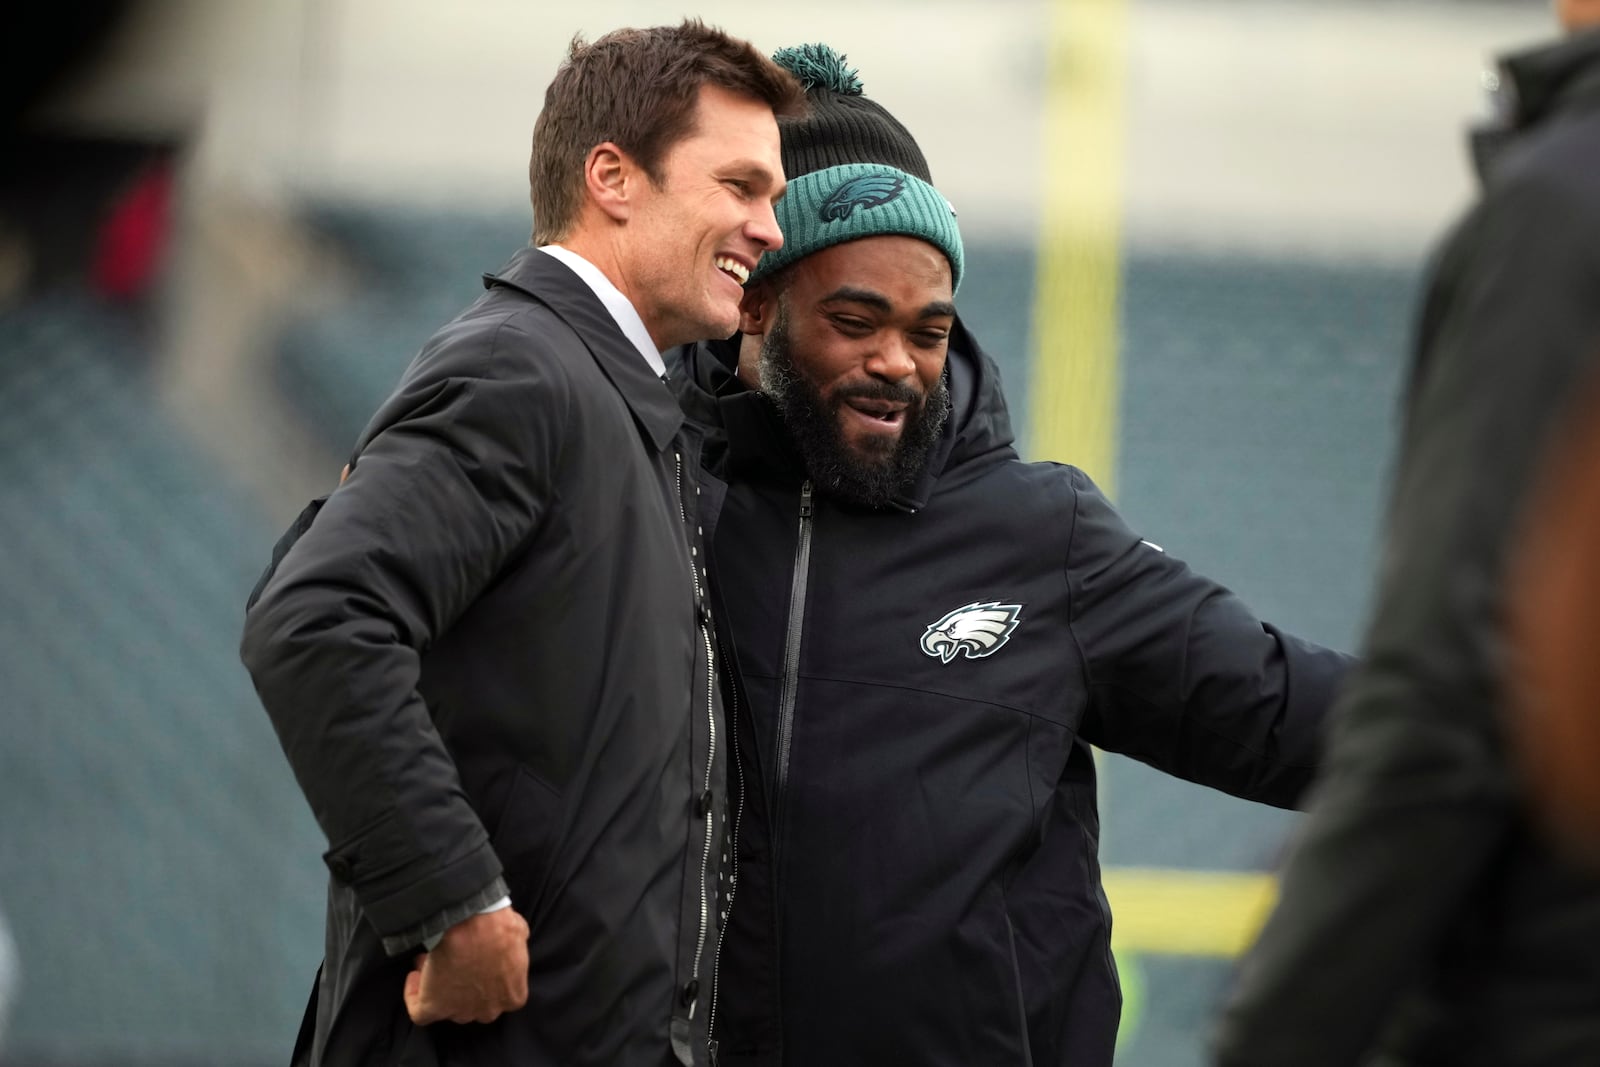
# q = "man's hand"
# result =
<box><xmin>403</xmin><ymin>907</ymin><xmax>530</xmax><ymax>1025</ymax></box>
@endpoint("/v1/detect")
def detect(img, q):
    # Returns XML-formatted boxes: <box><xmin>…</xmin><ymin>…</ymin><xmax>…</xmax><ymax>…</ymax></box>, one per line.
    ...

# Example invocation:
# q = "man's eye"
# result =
<box><xmin>724</xmin><ymin>179</ymin><xmax>751</xmax><ymax>197</ymax></box>
<box><xmin>831</xmin><ymin>316</ymin><xmax>871</xmax><ymax>334</ymax></box>
<box><xmin>913</xmin><ymin>331</ymin><xmax>950</xmax><ymax>348</ymax></box>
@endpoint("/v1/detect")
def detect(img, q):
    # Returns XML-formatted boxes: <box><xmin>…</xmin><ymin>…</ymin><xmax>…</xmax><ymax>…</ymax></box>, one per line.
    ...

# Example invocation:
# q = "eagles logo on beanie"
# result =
<box><xmin>750</xmin><ymin>43</ymin><xmax>964</xmax><ymax>291</ymax></box>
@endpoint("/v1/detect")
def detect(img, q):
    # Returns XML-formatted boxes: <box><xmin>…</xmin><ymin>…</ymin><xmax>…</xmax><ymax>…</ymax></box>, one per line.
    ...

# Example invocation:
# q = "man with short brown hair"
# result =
<box><xmin>241</xmin><ymin>20</ymin><xmax>801</xmax><ymax>1067</ymax></box>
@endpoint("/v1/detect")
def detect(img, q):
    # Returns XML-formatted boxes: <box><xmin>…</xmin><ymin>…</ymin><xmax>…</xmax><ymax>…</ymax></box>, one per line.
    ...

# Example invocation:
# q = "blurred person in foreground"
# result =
<box><xmin>1212</xmin><ymin>2</ymin><xmax>1600</xmax><ymax>1063</ymax></box>
<box><xmin>1510</xmin><ymin>366</ymin><xmax>1600</xmax><ymax>865</ymax></box>
<box><xmin>666</xmin><ymin>45</ymin><xmax>1352</xmax><ymax>1066</ymax></box>
<box><xmin>240</xmin><ymin>22</ymin><xmax>801</xmax><ymax>1067</ymax></box>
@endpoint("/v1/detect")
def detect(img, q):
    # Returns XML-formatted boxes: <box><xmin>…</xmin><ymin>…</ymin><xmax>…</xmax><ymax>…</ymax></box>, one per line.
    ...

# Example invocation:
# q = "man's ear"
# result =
<box><xmin>739</xmin><ymin>281</ymin><xmax>777</xmax><ymax>336</ymax></box>
<box><xmin>583</xmin><ymin>143</ymin><xmax>633</xmax><ymax>223</ymax></box>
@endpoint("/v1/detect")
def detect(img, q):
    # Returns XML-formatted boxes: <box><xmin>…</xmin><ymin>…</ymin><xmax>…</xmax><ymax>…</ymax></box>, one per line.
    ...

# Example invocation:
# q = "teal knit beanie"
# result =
<box><xmin>750</xmin><ymin>44</ymin><xmax>964</xmax><ymax>292</ymax></box>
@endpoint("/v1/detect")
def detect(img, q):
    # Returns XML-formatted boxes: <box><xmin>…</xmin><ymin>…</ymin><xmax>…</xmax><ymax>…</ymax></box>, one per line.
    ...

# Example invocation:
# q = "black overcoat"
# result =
<box><xmin>243</xmin><ymin>248</ymin><xmax>724</xmax><ymax>1067</ymax></box>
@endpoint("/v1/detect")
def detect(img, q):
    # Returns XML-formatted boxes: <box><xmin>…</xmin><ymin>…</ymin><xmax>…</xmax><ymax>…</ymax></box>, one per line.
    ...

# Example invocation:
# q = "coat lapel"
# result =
<box><xmin>484</xmin><ymin>247</ymin><xmax>683</xmax><ymax>452</ymax></box>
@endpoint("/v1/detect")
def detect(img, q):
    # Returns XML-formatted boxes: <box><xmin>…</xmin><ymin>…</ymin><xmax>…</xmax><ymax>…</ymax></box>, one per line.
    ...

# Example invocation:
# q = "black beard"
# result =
<box><xmin>757</xmin><ymin>305</ymin><xmax>951</xmax><ymax>508</ymax></box>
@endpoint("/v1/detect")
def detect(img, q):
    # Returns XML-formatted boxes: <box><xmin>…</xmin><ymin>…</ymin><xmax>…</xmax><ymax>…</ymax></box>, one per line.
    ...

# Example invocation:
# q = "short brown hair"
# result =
<box><xmin>529</xmin><ymin>20</ymin><xmax>805</xmax><ymax>244</ymax></box>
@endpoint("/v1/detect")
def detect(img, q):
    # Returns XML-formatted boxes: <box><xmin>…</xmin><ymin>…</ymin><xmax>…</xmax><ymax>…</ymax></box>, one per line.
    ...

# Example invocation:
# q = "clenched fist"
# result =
<box><xmin>404</xmin><ymin>907</ymin><xmax>530</xmax><ymax>1025</ymax></box>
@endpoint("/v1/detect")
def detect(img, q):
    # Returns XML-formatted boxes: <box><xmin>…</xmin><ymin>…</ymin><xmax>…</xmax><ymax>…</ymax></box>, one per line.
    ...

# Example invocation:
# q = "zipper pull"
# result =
<box><xmin>799</xmin><ymin>479</ymin><xmax>813</xmax><ymax>519</ymax></box>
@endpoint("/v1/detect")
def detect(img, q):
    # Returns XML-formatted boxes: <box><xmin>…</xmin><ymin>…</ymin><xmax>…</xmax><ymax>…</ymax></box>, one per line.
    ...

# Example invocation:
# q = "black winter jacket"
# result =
<box><xmin>1213</xmin><ymin>29</ymin><xmax>1600</xmax><ymax>1067</ymax></box>
<box><xmin>242</xmin><ymin>249</ymin><xmax>724</xmax><ymax>1067</ymax></box>
<box><xmin>667</xmin><ymin>323</ymin><xmax>1351</xmax><ymax>1067</ymax></box>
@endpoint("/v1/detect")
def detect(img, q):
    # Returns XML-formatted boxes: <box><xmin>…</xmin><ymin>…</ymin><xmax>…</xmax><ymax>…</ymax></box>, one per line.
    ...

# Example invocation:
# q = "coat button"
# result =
<box><xmin>680</xmin><ymin>979</ymin><xmax>699</xmax><ymax>1007</ymax></box>
<box><xmin>327</xmin><ymin>855</ymin><xmax>354</xmax><ymax>882</ymax></box>
<box><xmin>694</xmin><ymin>789</ymin><xmax>713</xmax><ymax>819</ymax></box>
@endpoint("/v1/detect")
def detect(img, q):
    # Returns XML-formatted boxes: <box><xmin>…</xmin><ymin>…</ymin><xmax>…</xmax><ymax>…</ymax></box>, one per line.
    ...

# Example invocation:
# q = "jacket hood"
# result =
<box><xmin>665</xmin><ymin>314</ymin><xmax>1017</xmax><ymax>510</ymax></box>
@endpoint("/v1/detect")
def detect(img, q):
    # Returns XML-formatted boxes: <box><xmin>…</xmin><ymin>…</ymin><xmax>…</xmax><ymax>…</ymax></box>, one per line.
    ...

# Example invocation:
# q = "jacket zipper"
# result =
<box><xmin>772</xmin><ymin>480</ymin><xmax>814</xmax><ymax>867</ymax></box>
<box><xmin>676</xmin><ymin>452</ymin><xmax>717</xmax><ymax>1021</ymax></box>
<box><xmin>706</xmin><ymin>646</ymin><xmax>744</xmax><ymax>1065</ymax></box>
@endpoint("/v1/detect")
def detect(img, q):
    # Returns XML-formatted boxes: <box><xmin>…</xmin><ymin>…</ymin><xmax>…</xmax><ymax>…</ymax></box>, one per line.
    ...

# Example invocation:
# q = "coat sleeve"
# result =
<box><xmin>240</xmin><ymin>321</ymin><xmax>566</xmax><ymax>947</ymax></box>
<box><xmin>1068</xmin><ymin>467</ymin><xmax>1353</xmax><ymax>809</ymax></box>
<box><xmin>1211</xmin><ymin>171</ymin><xmax>1600</xmax><ymax>1066</ymax></box>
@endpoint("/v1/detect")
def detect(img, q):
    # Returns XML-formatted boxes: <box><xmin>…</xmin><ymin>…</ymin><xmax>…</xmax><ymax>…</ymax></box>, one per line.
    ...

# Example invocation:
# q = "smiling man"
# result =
<box><xmin>667</xmin><ymin>44</ymin><xmax>1352</xmax><ymax>1067</ymax></box>
<box><xmin>753</xmin><ymin>235</ymin><xmax>956</xmax><ymax>505</ymax></box>
<box><xmin>240</xmin><ymin>22</ymin><xmax>801</xmax><ymax>1067</ymax></box>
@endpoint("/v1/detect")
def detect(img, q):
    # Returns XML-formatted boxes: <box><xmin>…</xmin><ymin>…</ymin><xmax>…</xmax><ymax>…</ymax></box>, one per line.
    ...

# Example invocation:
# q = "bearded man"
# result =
<box><xmin>667</xmin><ymin>44</ymin><xmax>1352</xmax><ymax>1067</ymax></box>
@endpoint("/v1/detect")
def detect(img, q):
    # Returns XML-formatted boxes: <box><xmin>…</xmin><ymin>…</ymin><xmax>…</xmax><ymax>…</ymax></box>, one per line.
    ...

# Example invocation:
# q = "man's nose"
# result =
<box><xmin>747</xmin><ymin>198</ymin><xmax>783</xmax><ymax>253</ymax></box>
<box><xmin>865</xmin><ymin>337</ymin><xmax>917</xmax><ymax>382</ymax></box>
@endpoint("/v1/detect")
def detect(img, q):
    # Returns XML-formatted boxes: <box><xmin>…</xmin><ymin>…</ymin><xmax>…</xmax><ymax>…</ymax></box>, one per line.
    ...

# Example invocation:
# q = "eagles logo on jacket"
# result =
<box><xmin>667</xmin><ymin>319</ymin><xmax>1350</xmax><ymax>1067</ymax></box>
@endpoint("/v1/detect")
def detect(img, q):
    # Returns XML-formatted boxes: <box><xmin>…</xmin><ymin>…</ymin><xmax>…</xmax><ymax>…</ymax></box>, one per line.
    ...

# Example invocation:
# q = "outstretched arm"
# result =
<box><xmin>1068</xmin><ymin>467</ymin><xmax>1352</xmax><ymax>810</ymax></box>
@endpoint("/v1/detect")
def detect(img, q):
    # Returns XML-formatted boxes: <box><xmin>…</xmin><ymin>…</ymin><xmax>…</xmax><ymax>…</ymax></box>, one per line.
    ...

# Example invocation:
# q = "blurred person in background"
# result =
<box><xmin>667</xmin><ymin>44</ymin><xmax>1351</xmax><ymax>1067</ymax></box>
<box><xmin>1510</xmin><ymin>366</ymin><xmax>1600</xmax><ymax>866</ymax></box>
<box><xmin>1212</xmin><ymin>1</ymin><xmax>1600</xmax><ymax>1063</ymax></box>
<box><xmin>240</xmin><ymin>21</ymin><xmax>801</xmax><ymax>1067</ymax></box>
<box><xmin>0</xmin><ymin>0</ymin><xmax>177</xmax><ymax>309</ymax></box>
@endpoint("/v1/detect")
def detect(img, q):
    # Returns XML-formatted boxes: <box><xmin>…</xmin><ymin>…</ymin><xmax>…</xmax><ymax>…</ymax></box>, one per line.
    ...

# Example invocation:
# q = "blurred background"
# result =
<box><xmin>0</xmin><ymin>0</ymin><xmax>1553</xmax><ymax>1063</ymax></box>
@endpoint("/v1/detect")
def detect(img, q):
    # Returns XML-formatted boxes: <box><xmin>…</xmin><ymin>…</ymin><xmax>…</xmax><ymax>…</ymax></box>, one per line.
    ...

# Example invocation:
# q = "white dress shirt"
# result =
<box><xmin>538</xmin><ymin>244</ymin><xmax>668</xmax><ymax>378</ymax></box>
